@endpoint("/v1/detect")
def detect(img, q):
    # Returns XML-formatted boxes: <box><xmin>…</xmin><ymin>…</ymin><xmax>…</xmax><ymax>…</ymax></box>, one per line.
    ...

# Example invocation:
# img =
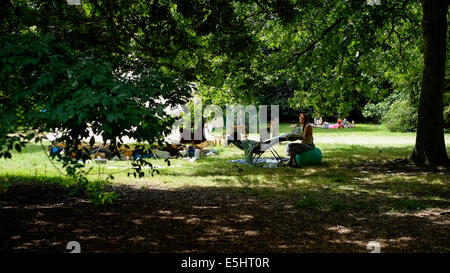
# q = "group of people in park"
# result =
<box><xmin>311</xmin><ymin>114</ymin><xmax>355</xmax><ymax>129</ymax></box>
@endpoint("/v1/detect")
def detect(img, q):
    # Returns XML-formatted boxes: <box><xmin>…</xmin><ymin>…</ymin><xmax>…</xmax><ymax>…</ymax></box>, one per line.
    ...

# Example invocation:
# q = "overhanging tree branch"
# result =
<box><xmin>280</xmin><ymin>17</ymin><xmax>344</xmax><ymax>70</ymax></box>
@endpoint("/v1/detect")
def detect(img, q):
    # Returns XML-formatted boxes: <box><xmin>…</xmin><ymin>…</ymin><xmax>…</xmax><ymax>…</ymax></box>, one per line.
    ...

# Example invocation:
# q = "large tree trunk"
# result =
<box><xmin>411</xmin><ymin>0</ymin><xmax>449</xmax><ymax>165</ymax></box>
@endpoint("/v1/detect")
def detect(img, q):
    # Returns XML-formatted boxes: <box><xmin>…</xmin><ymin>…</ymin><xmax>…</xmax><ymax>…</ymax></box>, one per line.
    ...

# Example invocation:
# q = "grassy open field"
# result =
<box><xmin>1</xmin><ymin>124</ymin><xmax>449</xmax><ymax>252</ymax></box>
<box><xmin>1</xmin><ymin>123</ymin><xmax>449</xmax><ymax>212</ymax></box>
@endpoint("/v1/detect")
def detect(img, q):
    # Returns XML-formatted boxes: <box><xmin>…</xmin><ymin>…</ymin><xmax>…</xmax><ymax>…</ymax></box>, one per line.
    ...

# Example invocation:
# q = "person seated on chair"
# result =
<box><xmin>286</xmin><ymin>111</ymin><xmax>315</xmax><ymax>167</ymax></box>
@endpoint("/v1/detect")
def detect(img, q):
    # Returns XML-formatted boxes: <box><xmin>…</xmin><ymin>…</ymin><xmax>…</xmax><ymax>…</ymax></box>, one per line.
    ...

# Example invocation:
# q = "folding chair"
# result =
<box><xmin>228</xmin><ymin>121</ymin><xmax>297</xmax><ymax>166</ymax></box>
<box><xmin>251</xmin><ymin>142</ymin><xmax>287</xmax><ymax>165</ymax></box>
<box><xmin>229</xmin><ymin>137</ymin><xmax>288</xmax><ymax>166</ymax></box>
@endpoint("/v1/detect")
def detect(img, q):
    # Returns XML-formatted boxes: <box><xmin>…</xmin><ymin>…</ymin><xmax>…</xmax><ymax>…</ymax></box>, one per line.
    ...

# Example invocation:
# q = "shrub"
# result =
<box><xmin>382</xmin><ymin>99</ymin><xmax>418</xmax><ymax>132</ymax></box>
<box><xmin>362</xmin><ymin>101</ymin><xmax>390</xmax><ymax>123</ymax></box>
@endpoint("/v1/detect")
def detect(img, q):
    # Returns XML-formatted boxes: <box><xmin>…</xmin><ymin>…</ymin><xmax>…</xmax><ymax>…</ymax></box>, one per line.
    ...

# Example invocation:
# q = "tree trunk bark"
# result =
<box><xmin>411</xmin><ymin>0</ymin><xmax>449</xmax><ymax>165</ymax></box>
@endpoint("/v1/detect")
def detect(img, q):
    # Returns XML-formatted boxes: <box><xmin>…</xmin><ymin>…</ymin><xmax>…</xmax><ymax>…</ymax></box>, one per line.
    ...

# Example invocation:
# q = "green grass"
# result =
<box><xmin>295</xmin><ymin>195</ymin><xmax>319</xmax><ymax>209</ymax></box>
<box><xmin>1</xmin><ymin>123</ymin><xmax>449</xmax><ymax>213</ymax></box>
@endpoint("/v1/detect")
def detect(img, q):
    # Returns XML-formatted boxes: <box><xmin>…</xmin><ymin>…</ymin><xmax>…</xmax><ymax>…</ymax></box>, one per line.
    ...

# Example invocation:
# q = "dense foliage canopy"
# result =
<box><xmin>198</xmin><ymin>1</ymin><xmax>434</xmax><ymax>123</ymax></box>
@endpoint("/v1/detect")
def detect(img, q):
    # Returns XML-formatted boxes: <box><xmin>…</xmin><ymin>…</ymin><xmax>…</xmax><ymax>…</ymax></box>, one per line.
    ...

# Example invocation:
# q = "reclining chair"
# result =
<box><xmin>227</xmin><ymin>124</ymin><xmax>300</xmax><ymax>165</ymax></box>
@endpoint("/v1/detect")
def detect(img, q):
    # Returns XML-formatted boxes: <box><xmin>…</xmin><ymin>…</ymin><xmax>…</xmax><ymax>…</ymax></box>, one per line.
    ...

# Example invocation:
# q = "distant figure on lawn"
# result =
<box><xmin>286</xmin><ymin>111</ymin><xmax>315</xmax><ymax>167</ymax></box>
<box><xmin>321</xmin><ymin>119</ymin><xmax>343</xmax><ymax>129</ymax></box>
<box><xmin>313</xmin><ymin>113</ymin><xmax>323</xmax><ymax>127</ymax></box>
<box><xmin>320</xmin><ymin>118</ymin><xmax>355</xmax><ymax>129</ymax></box>
<box><xmin>342</xmin><ymin>118</ymin><xmax>355</xmax><ymax>128</ymax></box>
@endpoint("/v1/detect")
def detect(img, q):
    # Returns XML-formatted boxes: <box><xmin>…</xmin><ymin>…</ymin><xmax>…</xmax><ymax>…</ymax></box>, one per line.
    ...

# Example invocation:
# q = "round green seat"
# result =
<box><xmin>295</xmin><ymin>147</ymin><xmax>322</xmax><ymax>167</ymax></box>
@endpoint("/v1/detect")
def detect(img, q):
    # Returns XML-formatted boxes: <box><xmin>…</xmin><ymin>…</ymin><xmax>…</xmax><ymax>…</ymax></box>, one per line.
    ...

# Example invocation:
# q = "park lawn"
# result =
<box><xmin>1</xmin><ymin>123</ymin><xmax>449</xmax><ymax>253</ymax></box>
<box><xmin>1</xmin><ymin>123</ymin><xmax>449</xmax><ymax>213</ymax></box>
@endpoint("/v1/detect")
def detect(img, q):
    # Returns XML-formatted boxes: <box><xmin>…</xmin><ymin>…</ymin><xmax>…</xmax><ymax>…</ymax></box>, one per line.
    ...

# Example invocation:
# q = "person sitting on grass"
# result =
<box><xmin>286</xmin><ymin>111</ymin><xmax>315</xmax><ymax>167</ymax></box>
<box><xmin>342</xmin><ymin>118</ymin><xmax>355</xmax><ymax>128</ymax></box>
<box><xmin>312</xmin><ymin>113</ymin><xmax>323</xmax><ymax>127</ymax></box>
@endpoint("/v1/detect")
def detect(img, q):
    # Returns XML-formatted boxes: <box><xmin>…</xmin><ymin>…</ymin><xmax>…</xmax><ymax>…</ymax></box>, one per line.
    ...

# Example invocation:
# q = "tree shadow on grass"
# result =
<box><xmin>165</xmin><ymin>145</ymin><xmax>450</xmax><ymax>214</ymax></box>
<box><xmin>163</xmin><ymin>145</ymin><xmax>416</xmax><ymax>178</ymax></box>
<box><xmin>0</xmin><ymin>177</ymin><xmax>449</xmax><ymax>253</ymax></box>
<box><xmin>1</xmin><ymin>146</ymin><xmax>448</xmax><ymax>252</ymax></box>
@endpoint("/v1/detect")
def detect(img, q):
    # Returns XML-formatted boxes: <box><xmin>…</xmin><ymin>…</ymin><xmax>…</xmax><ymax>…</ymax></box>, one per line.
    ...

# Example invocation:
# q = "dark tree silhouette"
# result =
<box><xmin>411</xmin><ymin>0</ymin><xmax>449</xmax><ymax>165</ymax></box>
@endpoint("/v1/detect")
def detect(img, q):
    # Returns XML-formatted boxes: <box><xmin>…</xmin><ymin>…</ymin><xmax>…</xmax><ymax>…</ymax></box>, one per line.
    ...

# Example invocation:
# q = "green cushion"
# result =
<box><xmin>295</xmin><ymin>147</ymin><xmax>322</xmax><ymax>166</ymax></box>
